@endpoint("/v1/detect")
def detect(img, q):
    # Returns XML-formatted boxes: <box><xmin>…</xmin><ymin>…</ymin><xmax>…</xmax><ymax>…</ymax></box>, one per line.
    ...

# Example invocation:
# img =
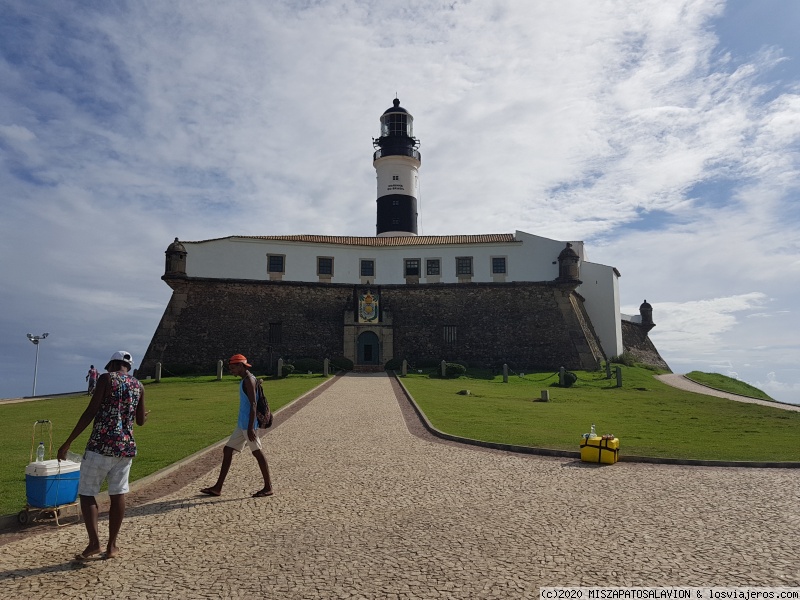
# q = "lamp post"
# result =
<box><xmin>26</xmin><ymin>333</ymin><xmax>49</xmax><ymax>397</ymax></box>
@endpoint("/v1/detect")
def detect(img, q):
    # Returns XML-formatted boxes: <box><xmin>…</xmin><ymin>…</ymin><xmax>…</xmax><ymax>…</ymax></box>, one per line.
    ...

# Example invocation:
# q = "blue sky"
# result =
<box><xmin>1</xmin><ymin>0</ymin><xmax>798</xmax><ymax>404</ymax></box>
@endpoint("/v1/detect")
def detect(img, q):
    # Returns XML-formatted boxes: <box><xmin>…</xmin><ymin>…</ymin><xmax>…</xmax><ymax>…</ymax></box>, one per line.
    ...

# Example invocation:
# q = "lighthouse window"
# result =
<box><xmin>426</xmin><ymin>259</ymin><xmax>440</xmax><ymax>276</ymax></box>
<box><xmin>360</xmin><ymin>259</ymin><xmax>375</xmax><ymax>277</ymax></box>
<box><xmin>392</xmin><ymin>175</ymin><xmax>399</xmax><ymax>181</ymax></box>
<box><xmin>404</xmin><ymin>259</ymin><xmax>420</xmax><ymax>277</ymax></box>
<box><xmin>385</xmin><ymin>113</ymin><xmax>409</xmax><ymax>136</ymax></box>
<box><xmin>267</xmin><ymin>254</ymin><xmax>285</xmax><ymax>273</ymax></box>
<box><xmin>317</xmin><ymin>257</ymin><xmax>334</xmax><ymax>276</ymax></box>
<box><xmin>456</xmin><ymin>257</ymin><xmax>473</xmax><ymax>276</ymax></box>
<box><xmin>492</xmin><ymin>257</ymin><xmax>507</xmax><ymax>274</ymax></box>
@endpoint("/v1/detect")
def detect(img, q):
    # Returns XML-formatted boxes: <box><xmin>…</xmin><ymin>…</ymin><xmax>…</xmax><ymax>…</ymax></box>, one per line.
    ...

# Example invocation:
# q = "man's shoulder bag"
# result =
<box><xmin>254</xmin><ymin>377</ymin><xmax>273</xmax><ymax>429</ymax></box>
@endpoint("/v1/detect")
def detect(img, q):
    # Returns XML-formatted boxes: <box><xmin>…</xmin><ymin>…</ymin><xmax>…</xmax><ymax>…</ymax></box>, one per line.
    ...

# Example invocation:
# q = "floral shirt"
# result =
<box><xmin>86</xmin><ymin>372</ymin><xmax>143</xmax><ymax>457</ymax></box>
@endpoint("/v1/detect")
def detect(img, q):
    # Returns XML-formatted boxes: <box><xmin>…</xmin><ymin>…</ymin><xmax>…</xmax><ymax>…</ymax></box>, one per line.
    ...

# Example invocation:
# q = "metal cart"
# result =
<box><xmin>18</xmin><ymin>420</ymin><xmax>81</xmax><ymax>527</ymax></box>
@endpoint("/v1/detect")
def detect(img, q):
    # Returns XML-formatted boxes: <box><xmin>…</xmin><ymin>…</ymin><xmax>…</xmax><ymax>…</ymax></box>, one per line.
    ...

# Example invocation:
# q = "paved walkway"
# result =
<box><xmin>0</xmin><ymin>373</ymin><xmax>798</xmax><ymax>598</ymax></box>
<box><xmin>656</xmin><ymin>374</ymin><xmax>800</xmax><ymax>412</ymax></box>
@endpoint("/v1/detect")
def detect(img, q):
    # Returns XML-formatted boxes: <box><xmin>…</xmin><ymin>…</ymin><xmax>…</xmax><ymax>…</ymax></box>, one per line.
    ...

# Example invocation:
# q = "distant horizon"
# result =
<box><xmin>4</xmin><ymin>371</ymin><xmax>798</xmax><ymax>407</ymax></box>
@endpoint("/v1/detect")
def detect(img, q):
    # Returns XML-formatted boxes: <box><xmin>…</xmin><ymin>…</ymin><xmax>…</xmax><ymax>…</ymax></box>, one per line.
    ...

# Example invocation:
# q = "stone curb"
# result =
<box><xmin>392</xmin><ymin>373</ymin><xmax>800</xmax><ymax>469</ymax></box>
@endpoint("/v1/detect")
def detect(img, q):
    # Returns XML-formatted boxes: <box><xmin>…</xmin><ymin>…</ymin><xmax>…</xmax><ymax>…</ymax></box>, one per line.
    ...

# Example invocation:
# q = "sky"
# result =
<box><xmin>1</xmin><ymin>0</ymin><xmax>799</xmax><ymax>404</ymax></box>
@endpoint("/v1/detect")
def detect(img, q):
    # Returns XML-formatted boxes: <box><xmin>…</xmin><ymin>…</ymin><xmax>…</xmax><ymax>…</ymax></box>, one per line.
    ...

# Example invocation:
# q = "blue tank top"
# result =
<box><xmin>237</xmin><ymin>376</ymin><xmax>255</xmax><ymax>429</ymax></box>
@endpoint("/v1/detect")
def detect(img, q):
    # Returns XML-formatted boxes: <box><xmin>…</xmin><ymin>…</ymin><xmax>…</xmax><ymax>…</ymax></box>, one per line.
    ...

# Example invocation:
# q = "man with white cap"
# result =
<box><xmin>200</xmin><ymin>353</ymin><xmax>273</xmax><ymax>498</ymax></box>
<box><xmin>58</xmin><ymin>351</ymin><xmax>148</xmax><ymax>561</ymax></box>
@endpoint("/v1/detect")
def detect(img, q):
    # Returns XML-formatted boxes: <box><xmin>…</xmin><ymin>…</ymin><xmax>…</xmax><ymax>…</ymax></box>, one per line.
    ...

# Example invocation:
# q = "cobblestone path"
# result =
<box><xmin>0</xmin><ymin>373</ymin><xmax>797</xmax><ymax>598</ymax></box>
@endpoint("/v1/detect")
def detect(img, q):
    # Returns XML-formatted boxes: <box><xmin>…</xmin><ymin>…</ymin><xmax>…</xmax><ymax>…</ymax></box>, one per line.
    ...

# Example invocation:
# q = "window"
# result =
<box><xmin>456</xmin><ymin>257</ymin><xmax>473</xmax><ymax>276</ymax></box>
<box><xmin>426</xmin><ymin>259</ymin><xmax>440</xmax><ymax>276</ymax></box>
<box><xmin>443</xmin><ymin>326</ymin><xmax>457</xmax><ymax>345</ymax></box>
<box><xmin>392</xmin><ymin>199</ymin><xmax>399</xmax><ymax>205</ymax></box>
<box><xmin>405</xmin><ymin>259</ymin><xmax>420</xmax><ymax>277</ymax></box>
<box><xmin>392</xmin><ymin>218</ymin><xmax>400</xmax><ymax>225</ymax></box>
<box><xmin>392</xmin><ymin>175</ymin><xmax>399</xmax><ymax>180</ymax></box>
<box><xmin>268</xmin><ymin>322</ymin><xmax>282</xmax><ymax>344</ymax></box>
<box><xmin>267</xmin><ymin>254</ymin><xmax>285</xmax><ymax>273</ymax></box>
<box><xmin>361</xmin><ymin>259</ymin><xmax>375</xmax><ymax>277</ymax></box>
<box><xmin>492</xmin><ymin>257</ymin><xmax>507</xmax><ymax>274</ymax></box>
<box><xmin>317</xmin><ymin>257</ymin><xmax>333</xmax><ymax>276</ymax></box>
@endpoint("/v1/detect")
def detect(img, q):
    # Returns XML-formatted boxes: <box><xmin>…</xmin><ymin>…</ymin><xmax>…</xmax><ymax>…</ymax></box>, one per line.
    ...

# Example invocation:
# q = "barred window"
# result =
<box><xmin>405</xmin><ymin>259</ymin><xmax>420</xmax><ymax>277</ymax></box>
<box><xmin>267</xmin><ymin>254</ymin><xmax>285</xmax><ymax>273</ymax></box>
<box><xmin>426</xmin><ymin>259</ymin><xmax>440</xmax><ymax>276</ymax></box>
<box><xmin>456</xmin><ymin>257</ymin><xmax>473</xmax><ymax>276</ymax></box>
<box><xmin>443</xmin><ymin>326</ymin><xmax>457</xmax><ymax>345</ymax></box>
<box><xmin>318</xmin><ymin>257</ymin><xmax>333</xmax><ymax>275</ymax></box>
<box><xmin>361</xmin><ymin>259</ymin><xmax>375</xmax><ymax>277</ymax></box>
<box><xmin>268</xmin><ymin>322</ymin><xmax>282</xmax><ymax>344</ymax></box>
<box><xmin>492</xmin><ymin>257</ymin><xmax>507</xmax><ymax>274</ymax></box>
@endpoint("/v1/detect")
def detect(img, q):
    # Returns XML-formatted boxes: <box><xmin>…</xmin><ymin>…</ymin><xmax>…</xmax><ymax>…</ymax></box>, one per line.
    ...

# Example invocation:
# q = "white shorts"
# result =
<box><xmin>78</xmin><ymin>450</ymin><xmax>134</xmax><ymax>496</ymax></box>
<box><xmin>225</xmin><ymin>427</ymin><xmax>263</xmax><ymax>453</ymax></box>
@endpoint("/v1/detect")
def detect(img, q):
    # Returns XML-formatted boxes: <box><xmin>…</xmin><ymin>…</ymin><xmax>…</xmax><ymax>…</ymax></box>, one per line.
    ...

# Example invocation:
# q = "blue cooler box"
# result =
<box><xmin>25</xmin><ymin>459</ymin><xmax>80</xmax><ymax>508</ymax></box>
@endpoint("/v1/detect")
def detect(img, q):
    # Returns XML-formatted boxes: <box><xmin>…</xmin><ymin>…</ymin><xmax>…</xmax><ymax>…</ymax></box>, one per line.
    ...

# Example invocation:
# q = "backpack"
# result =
<box><xmin>254</xmin><ymin>377</ymin><xmax>273</xmax><ymax>429</ymax></box>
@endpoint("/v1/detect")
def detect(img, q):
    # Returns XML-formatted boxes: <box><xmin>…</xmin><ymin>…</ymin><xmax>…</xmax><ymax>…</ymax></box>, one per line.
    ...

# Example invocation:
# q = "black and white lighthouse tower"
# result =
<box><xmin>373</xmin><ymin>98</ymin><xmax>421</xmax><ymax>237</ymax></box>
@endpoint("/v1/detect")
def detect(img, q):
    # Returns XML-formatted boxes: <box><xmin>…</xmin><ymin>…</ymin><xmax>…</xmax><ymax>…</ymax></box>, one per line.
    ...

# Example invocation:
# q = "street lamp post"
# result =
<box><xmin>26</xmin><ymin>333</ymin><xmax>49</xmax><ymax>397</ymax></box>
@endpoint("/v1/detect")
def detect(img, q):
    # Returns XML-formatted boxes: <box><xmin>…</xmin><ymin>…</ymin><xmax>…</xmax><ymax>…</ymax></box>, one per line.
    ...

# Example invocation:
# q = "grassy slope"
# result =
<box><xmin>0</xmin><ymin>374</ymin><xmax>324</xmax><ymax>517</ymax></box>
<box><xmin>684</xmin><ymin>371</ymin><xmax>775</xmax><ymax>401</ymax></box>
<box><xmin>399</xmin><ymin>366</ymin><xmax>800</xmax><ymax>462</ymax></box>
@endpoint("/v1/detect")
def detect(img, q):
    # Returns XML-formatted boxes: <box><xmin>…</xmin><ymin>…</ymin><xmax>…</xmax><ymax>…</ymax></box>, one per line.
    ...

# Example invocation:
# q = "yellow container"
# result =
<box><xmin>580</xmin><ymin>436</ymin><xmax>619</xmax><ymax>464</ymax></box>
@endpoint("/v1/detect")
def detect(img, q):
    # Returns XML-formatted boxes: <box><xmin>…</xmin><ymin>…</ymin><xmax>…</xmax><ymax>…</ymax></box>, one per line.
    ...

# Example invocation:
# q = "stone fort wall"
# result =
<box><xmin>620</xmin><ymin>320</ymin><xmax>671</xmax><ymax>371</ymax></box>
<box><xmin>138</xmin><ymin>278</ymin><xmax>616</xmax><ymax>377</ymax></box>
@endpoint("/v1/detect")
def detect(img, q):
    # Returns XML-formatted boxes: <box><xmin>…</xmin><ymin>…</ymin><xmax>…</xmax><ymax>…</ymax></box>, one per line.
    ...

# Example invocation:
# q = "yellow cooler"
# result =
<box><xmin>580</xmin><ymin>436</ymin><xmax>619</xmax><ymax>464</ymax></box>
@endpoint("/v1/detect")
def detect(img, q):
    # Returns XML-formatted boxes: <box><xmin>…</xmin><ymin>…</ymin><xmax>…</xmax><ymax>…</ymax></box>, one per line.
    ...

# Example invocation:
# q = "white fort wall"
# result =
<box><xmin>578</xmin><ymin>261</ymin><xmax>623</xmax><ymax>358</ymax></box>
<box><xmin>182</xmin><ymin>231</ymin><xmax>586</xmax><ymax>284</ymax></box>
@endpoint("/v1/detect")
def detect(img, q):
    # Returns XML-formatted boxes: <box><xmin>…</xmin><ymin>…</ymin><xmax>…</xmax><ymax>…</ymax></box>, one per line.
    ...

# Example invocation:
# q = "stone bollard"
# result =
<box><xmin>606</xmin><ymin>362</ymin><xmax>612</xmax><ymax>379</ymax></box>
<box><xmin>277</xmin><ymin>358</ymin><xmax>284</xmax><ymax>378</ymax></box>
<box><xmin>441</xmin><ymin>360</ymin><xmax>447</xmax><ymax>377</ymax></box>
<box><xmin>616</xmin><ymin>366</ymin><xmax>623</xmax><ymax>388</ymax></box>
<box><xmin>323</xmin><ymin>358</ymin><xmax>329</xmax><ymax>377</ymax></box>
<box><xmin>540</xmin><ymin>390</ymin><xmax>550</xmax><ymax>402</ymax></box>
<box><xmin>559</xmin><ymin>366</ymin><xmax>565</xmax><ymax>387</ymax></box>
<box><xmin>503</xmin><ymin>363</ymin><xmax>508</xmax><ymax>383</ymax></box>
<box><xmin>402</xmin><ymin>359</ymin><xmax>408</xmax><ymax>377</ymax></box>
<box><xmin>155</xmin><ymin>362</ymin><xmax>162</xmax><ymax>383</ymax></box>
<box><xmin>216</xmin><ymin>360</ymin><xmax>223</xmax><ymax>380</ymax></box>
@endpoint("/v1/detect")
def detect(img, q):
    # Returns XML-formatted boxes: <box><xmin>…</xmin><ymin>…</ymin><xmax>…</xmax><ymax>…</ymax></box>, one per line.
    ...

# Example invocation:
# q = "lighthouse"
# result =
<box><xmin>373</xmin><ymin>98</ymin><xmax>421</xmax><ymax>237</ymax></box>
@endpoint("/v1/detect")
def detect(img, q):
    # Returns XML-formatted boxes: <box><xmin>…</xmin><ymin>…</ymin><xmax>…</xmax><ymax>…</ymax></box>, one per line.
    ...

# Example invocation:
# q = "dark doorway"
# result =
<box><xmin>357</xmin><ymin>331</ymin><xmax>380</xmax><ymax>365</ymax></box>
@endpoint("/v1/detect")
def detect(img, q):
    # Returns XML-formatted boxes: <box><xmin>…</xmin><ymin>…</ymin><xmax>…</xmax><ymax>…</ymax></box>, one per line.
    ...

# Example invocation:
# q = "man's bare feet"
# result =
<box><xmin>103</xmin><ymin>545</ymin><xmax>120</xmax><ymax>560</ymax></box>
<box><xmin>74</xmin><ymin>543</ymin><xmax>101</xmax><ymax>561</ymax></box>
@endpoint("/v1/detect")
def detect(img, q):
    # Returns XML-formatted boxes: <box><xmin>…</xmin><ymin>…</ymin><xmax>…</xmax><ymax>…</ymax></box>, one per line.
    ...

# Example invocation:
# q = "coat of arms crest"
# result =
<box><xmin>358</xmin><ymin>290</ymin><xmax>379</xmax><ymax>322</ymax></box>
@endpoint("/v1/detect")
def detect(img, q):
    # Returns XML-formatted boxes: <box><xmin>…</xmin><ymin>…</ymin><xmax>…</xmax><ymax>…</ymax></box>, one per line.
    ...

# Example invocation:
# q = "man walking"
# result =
<box><xmin>58</xmin><ymin>351</ymin><xmax>148</xmax><ymax>561</ymax></box>
<box><xmin>200</xmin><ymin>353</ymin><xmax>273</xmax><ymax>498</ymax></box>
<box><xmin>86</xmin><ymin>364</ymin><xmax>98</xmax><ymax>395</ymax></box>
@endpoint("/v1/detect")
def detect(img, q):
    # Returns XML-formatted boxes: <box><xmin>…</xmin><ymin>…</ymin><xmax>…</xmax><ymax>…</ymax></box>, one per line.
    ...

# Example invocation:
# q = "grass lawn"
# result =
<box><xmin>0</xmin><ymin>374</ymin><xmax>325</xmax><ymax>518</ymax></box>
<box><xmin>399</xmin><ymin>366</ymin><xmax>800</xmax><ymax>462</ymax></box>
<box><xmin>684</xmin><ymin>371</ymin><xmax>775</xmax><ymax>401</ymax></box>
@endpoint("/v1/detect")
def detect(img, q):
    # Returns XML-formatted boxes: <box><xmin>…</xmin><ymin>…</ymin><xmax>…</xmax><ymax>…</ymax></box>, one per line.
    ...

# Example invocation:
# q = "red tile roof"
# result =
<box><xmin>193</xmin><ymin>234</ymin><xmax>519</xmax><ymax>246</ymax></box>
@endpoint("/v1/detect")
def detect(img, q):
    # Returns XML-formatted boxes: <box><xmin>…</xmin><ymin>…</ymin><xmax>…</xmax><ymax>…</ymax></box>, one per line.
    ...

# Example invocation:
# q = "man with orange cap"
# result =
<box><xmin>200</xmin><ymin>354</ymin><xmax>273</xmax><ymax>498</ymax></box>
